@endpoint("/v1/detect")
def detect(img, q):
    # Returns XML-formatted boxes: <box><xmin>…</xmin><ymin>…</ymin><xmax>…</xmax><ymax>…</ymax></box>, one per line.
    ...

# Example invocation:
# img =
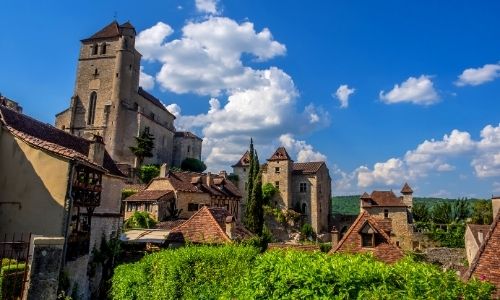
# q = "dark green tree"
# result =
<box><xmin>470</xmin><ymin>200</ymin><xmax>493</xmax><ymax>225</ymax></box>
<box><xmin>451</xmin><ymin>198</ymin><xmax>471</xmax><ymax>222</ymax></box>
<box><xmin>262</xmin><ymin>183</ymin><xmax>278</xmax><ymax>205</ymax></box>
<box><xmin>431</xmin><ymin>202</ymin><xmax>453</xmax><ymax>224</ymax></box>
<box><xmin>138</xmin><ymin>164</ymin><xmax>160</xmax><ymax>184</ymax></box>
<box><xmin>412</xmin><ymin>202</ymin><xmax>430</xmax><ymax>222</ymax></box>
<box><xmin>129</xmin><ymin>127</ymin><xmax>155</xmax><ymax>166</ymax></box>
<box><xmin>245</xmin><ymin>139</ymin><xmax>255</xmax><ymax>204</ymax></box>
<box><xmin>244</xmin><ymin>139</ymin><xmax>265</xmax><ymax>235</ymax></box>
<box><xmin>181</xmin><ymin>158</ymin><xmax>207</xmax><ymax>172</ymax></box>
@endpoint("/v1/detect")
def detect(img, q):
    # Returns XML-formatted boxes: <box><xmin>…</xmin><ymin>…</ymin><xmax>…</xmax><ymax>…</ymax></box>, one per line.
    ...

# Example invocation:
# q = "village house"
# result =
<box><xmin>232</xmin><ymin>146</ymin><xmax>331</xmax><ymax>234</ymax></box>
<box><xmin>55</xmin><ymin>21</ymin><xmax>202</xmax><ymax>174</ymax></box>
<box><xmin>0</xmin><ymin>103</ymin><xmax>126</xmax><ymax>299</ymax></box>
<box><xmin>124</xmin><ymin>164</ymin><xmax>242</xmax><ymax>220</ymax></box>
<box><xmin>464</xmin><ymin>196</ymin><xmax>500</xmax><ymax>298</ymax></box>
<box><xmin>464</xmin><ymin>224</ymin><xmax>490</xmax><ymax>264</ymax></box>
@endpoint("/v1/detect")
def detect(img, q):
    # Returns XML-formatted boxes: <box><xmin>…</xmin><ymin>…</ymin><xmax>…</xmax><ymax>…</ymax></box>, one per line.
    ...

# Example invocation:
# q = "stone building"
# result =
<box><xmin>55</xmin><ymin>21</ymin><xmax>201</xmax><ymax>171</ymax></box>
<box><xmin>0</xmin><ymin>94</ymin><xmax>22</xmax><ymax>113</ymax></box>
<box><xmin>124</xmin><ymin>165</ymin><xmax>242</xmax><ymax>220</ymax></box>
<box><xmin>358</xmin><ymin>183</ymin><xmax>415</xmax><ymax>250</ymax></box>
<box><xmin>232</xmin><ymin>146</ymin><xmax>331</xmax><ymax>234</ymax></box>
<box><xmin>0</xmin><ymin>104</ymin><xmax>125</xmax><ymax>299</ymax></box>
<box><xmin>464</xmin><ymin>224</ymin><xmax>490</xmax><ymax>264</ymax></box>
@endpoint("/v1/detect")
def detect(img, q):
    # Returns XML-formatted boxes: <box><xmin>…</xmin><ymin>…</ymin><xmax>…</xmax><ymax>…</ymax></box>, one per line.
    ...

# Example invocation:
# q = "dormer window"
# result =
<box><xmin>360</xmin><ymin>223</ymin><xmax>376</xmax><ymax>248</ymax></box>
<box><xmin>100</xmin><ymin>43</ymin><xmax>107</xmax><ymax>55</ymax></box>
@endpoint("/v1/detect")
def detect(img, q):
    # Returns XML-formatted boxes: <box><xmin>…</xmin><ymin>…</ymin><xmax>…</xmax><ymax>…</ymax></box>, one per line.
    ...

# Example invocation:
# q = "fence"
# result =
<box><xmin>0</xmin><ymin>233</ymin><xmax>31</xmax><ymax>300</ymax></box>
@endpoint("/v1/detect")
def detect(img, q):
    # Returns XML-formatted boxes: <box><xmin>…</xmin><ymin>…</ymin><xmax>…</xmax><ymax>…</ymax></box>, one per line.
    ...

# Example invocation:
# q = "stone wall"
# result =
<box><xmin>176</xmin><ymin>192</ymin><xmax>212</xmax><ymax>219</ymax></box>
<box><xmin>262</xmin><ymin>160</ymin><xmax>292</xmax><ymax>208</ymax></box>
<box><xmin>232</xmin><ymin>166</ymin><xmax>249</xmax><ymax>221</ymax></box>
<box><xmin>365</xmin><ymin>206</ymin><xmax>413</xmax><ymax>250</ymax></box>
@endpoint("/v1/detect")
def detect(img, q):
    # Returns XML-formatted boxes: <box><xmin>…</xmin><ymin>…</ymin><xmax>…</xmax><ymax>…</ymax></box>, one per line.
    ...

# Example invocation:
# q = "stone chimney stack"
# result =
<box><xmin>160</xmin><ymin>163</ymin><xmax>169</xmax><ymax>177</ymax></box>
<box><xmin>88</xmin><ymin>135</ymin><xmax>105</xmax><ymax>166</ymax></box>
<box><xmin>219</xmin><ymin>170</ymin><xmax>227</xmax><ymax>178</ymax></box>
<box><xmin>225</xmin><ymin>216</ymin><xmax>235</xmax><ymax>239</ymax></box>
<box><xmin>493</xmin><ymin>196</ymin><xmax>500</xmax><ymax>219</ymax></box>
<box><xmin>206</xmin><ymin>172</ymin><xmax>213</xmax><ymax>186</ymax></box>
<box><xmin>331</xmin><ymin>226</ymin><xmax>339</xmax><ymax>248</ymax></box>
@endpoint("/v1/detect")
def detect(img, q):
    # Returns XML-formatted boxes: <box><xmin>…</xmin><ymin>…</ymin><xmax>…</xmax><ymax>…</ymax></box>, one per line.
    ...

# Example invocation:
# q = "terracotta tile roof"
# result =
<box><xmin>267</xmin><ymin>243</ymin><xmax>321</xmax><ymax>252</ymax></box>
<box><xmin>292</xmin><ymin>162</ymin><xmax>324</xmax><ymax>174</ymax></box>
<box><xmin>330</xmin><ymin>211</ymin><xmax>404</xmax><ymax>263</ymax></box>
<box><xmin>268</xmin><ymin>147</ymin><xmax>292</xmax><ymax>161</ymax></box>
<box><xmin>156</xmin><ymin>219</ymin><xmax>187</xmax><ymax>230</ymax></box>
<box><xmin>81</xmin><ymin>21</ymin><xmax>136</xmax><ymax>42</ymax></box>
<box><xmin>0</xmin><ymin>105</ymin><xmax>123</xmax><ymax>177</ymax></box>
<box><xmin>137</xmin><ymin>87</ymin><xmax>170</xmax><ymax>113</ymax></box>
<box><xmin>374</xmin><ymin>219</ymin><xmax>393</xmax><ymax>233</ymax></box>
<box><xmin>362</xmin><ymin>191</ymin><xmax>407</xmax><ymax>207</ymax></box>
<box><xmin>232</xmin><ymin>150</ymin><xmax>251</xmax><ymax>167</ymax></box>
<box><xmin>467</xmin><ymin>224</ymin><xmax>490</xmax><ymax>246</ymax></box>
<box><xmin>174</xmin><ymin>131</ymin><xmax>202</xmax><ymax>140</ymax></box>
<box><xmin>167</xmin><ymin>206</ymin><xmax>252</xmax><ymax>244</ymax></box>
<box><xmin>464</xmin><ymin>213</ymin><xmax>500</xmax><ymax>298</ymax></box>
<box><xmin>124</xmin><ymin>190</ymin><xmax>173</xmax><ymax>202</ymax></box>
<box><xmin>401</xmin><ymin>182</ymin><xmax>413</xmax><ymax>194</ymax></box>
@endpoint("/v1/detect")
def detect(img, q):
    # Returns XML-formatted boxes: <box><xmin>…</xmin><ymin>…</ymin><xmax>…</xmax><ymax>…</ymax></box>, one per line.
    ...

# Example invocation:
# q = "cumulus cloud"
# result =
<box><xmin>195</xmin><ymin>0</ymin><xmax>219</xmax><ymax>14</ymax></box>
<box><xmin>357</xmin><ymin>158</ymin><xmax>405</xmax><ymax>188</ymax></box>
<box><xmin>136</xmin><ymin>17</ymin><xmax>327</xmax><ymax>170</ymax></box>
<box><xmin>279</xmin><ymin>134</ymin><xmax>327</xmax><ymax>162</ymax></box>
<box><xmin>455</xmin><ymin>63</ymin><xmax>500</xmax><ymax>86</ymax></box>
<box><xmin>139</xmin><ymin>66</ymin><xmax>155</xmax><ymax>90</ymax></box>
<box><xmin>379</xmin><ymin>75</ymin><xmax>439</xmax><ymax>105</ymax></box>
<box><xmin>165</xmin><ymin>103</ymin><xmax>181</xmax><ymax>118</ymax></box>
<box><xmin>334</xmin><ymin>84</ymin><xmax>355</xmax><ymax>108</ymax></box>
<box><xmin>471</xmin><ymin>124</ymin><xmax>500</xmax><ymax>177</ymax></box>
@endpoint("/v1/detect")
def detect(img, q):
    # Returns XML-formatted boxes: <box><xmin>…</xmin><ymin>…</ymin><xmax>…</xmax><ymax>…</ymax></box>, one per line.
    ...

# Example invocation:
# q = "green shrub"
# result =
<box><xmin>124</xmin><ymin>211</ymin><xmax>157</xmax><ymax>229</ymax></box>
<box><xmin>138</xmin><ymin>164</ymin><xmax>160</xmax><ymax>184</ymax></box>
<box><xmin>121</xmin><ymin>189</ymin><xmax>137</xmax><ymax>200</ymax></box>
<box><xmin>319</xmin><ymin>242</ymin><xmax>332</xmax><ymax>253</ymax></box>
<box><xmin>1</xmin><ymin>263</ymin><xmax>26</xmax><ymax>300</ymax></box>
<box><xmin>180</xmin><ymin>158</ymin><xmax>207</xmax><ymax>172</ymax></box>
<box><xmin>300</xmin><ymin>223</ymin><xmax>315</xmax><ymax>239</ymax></box>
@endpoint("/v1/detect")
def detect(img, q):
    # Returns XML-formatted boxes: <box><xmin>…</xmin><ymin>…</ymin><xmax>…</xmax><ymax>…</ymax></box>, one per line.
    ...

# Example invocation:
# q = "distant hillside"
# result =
<box><xmin>332</xmin><ymin>195</ymin><xmax>489</xmax><ymax>215</ymax></box>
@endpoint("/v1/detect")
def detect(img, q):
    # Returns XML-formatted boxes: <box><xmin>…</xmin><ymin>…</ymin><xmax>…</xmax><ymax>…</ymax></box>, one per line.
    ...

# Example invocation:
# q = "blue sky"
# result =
<box><xmin>1</xmin><ymin>0</ymin><xmax>499</xmax><ymax>197</ymax></box>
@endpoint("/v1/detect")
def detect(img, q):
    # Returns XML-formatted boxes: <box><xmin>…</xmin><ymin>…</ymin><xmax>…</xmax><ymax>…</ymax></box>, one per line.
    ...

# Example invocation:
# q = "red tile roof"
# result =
<box><xmin>0</xmin><ymin>105</ymin><xmax>123</xmax><ymax>177</ymax></box>
<box><xmin>464</xmin><ymin>213</ymin><xmax>500</xmax><ymax>298</ymax></box>
<box><xmin>268</xmin><ymin>147</ymin><xmax>292</xmax><ymax>161</ymax></box>
<box><xmin>361</xmin><ymin>191</ymin><xmax>407</xmax><ymax>207</ymax></box>
<box><xmin>81</xmin><ymin>21</ymin><xmax>136</xmax><ymax>42</ymax></box>
<box><xmin>330</xmin><ymin>211</ymin><xmax>404</xmax><ymax>263</ymax></box>
<box><xmin>167</xmin><ymin>206</ymin><xmax>252</xmax><ymax>244</ymax></box>
<box><xmin>174</xmin><ymin>131</ymin><xmax>202</xmax><ymax>140</ymax></box>
<box><xmin>232</xmin><ymin>150</ymin><xmax>251</xmax><ymax>167</ymax></box>
<box><xmin>292</xmin><ymin>162</ymin><xmax>325</xmax><ymax>174</ymax></box>
<box><xmin>124</xmin><ymin>190</ymin><xmax>173</xmax><ymax>202</ymax></box>
<box><xmin>401</xmin><ymin>182</ymin><xmax>413</xmax><ymax>194</ymax></box>
<box><xmin>156</xmin><ymin>219</ymin><xmax>187</xmax><ymax>230</ymax></box>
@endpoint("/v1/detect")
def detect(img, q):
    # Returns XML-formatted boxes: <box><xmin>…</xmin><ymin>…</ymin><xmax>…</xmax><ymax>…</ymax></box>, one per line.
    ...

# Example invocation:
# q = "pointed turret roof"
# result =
<box><xmin>360</xmin><ymin>192</ymin><xmax>371</xmax><ymax>199</ymax></box>
<box><xmin>268</xmin><ymin>147</ymin><xmax>292</xmax><ymax>161</ymax></box>
<box><xmin>232</xmin><ymin>150</ymin><xmax>251</xmax><ymax>167</ymax></box>
<box><xmin>401</xmin><ymin>182</ymin><xmax>413</xmax><ymax>194</ymax></box>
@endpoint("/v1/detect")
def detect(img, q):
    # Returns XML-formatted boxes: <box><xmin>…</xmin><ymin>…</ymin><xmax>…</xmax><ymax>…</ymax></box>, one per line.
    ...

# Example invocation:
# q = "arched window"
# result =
<box><xmin>100</xmin><ymin>43</ymin><xmax>107</xmax><ymax>55</ymax></box>
<box><xmin>92</xmin><ymin>43</ymin><xmax>98</xmax><ymax>55</ymax></box>
<box><xmin>87</xmin><ymin>92</ymin><xmax>97</xmax><ymax>125</ymax></box>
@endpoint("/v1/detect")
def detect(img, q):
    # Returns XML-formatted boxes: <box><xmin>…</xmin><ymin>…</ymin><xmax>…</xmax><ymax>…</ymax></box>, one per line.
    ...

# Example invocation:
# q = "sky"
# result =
<box><xmin>1</xmin><ymin>0</ymin><xmax>499</xmax><ymax>198</ymax></box>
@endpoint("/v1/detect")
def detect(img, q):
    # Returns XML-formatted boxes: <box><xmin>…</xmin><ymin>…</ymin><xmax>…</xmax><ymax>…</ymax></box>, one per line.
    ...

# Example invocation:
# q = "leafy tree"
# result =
<box><xmin>451</xmin><ymin>198</ymin><xmax>471</xmax><ymax>222</ymax></box>
<box><xmin>138</xmin><ymin>164</ymin><xmax>160</xmax><ymax>184</ymax></box>
<box><xmin>244</xmin><ymin>139</ymin><xmax>265</xmax><ymax>235</ymax></box>
<box><xmin>129</xmin><ymin>127</ymin><xmax>155</xmax><ymax>166</ymax></box>
<box><xmin>164</xmin><ymin>201</ymin><xmax>183</xmax><ymax>221</ymax></box>
<box><xmin>262</xmin><ymin>183</ymin><xmax>278</xmax><ymax>205</ymax></box>
<box><xmin>412</xmin><ymin>202</ymin><xmax>430</xmax><ymax>222</ymax></box>
<box><xmin>431</xmin><ymin>202</ymin><xmax>453</xmax><ymax>224</ymax></box>
<box><xmin>124</xmin><ymin>211</ymin><xmax>157</xmax><ymax>229</ymax></box>
<box><xmin>180</xmin><ymin>158</ymin><xmax>207</xmax><ymax>172</ymax></box>
<box><xmin>470</xmin><ymin>200</ymin><xmax>493</xmax><ymax>225</ymax></box>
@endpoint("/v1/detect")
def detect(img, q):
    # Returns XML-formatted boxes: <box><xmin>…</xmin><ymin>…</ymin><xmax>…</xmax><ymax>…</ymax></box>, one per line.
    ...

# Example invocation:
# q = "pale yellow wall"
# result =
<box><xmin>0</xmin><ymin>131</ymin><xmax>69</xmax><ymax>236</ymax></box>
<box><xmin>97</xmin><ymin>175</ymin><xmax>125</xmax><ymax>214</ymax></box>
<box><xmin>176</xmin><ymin>192</ymin><xmax>211</xmax><ymax>219</ymax></box>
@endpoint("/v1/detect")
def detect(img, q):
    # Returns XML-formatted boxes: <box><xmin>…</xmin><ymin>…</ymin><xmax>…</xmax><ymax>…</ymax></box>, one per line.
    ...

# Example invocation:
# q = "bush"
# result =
<box><xmin>111</xmin><ymin>246</ymin><xmax>494</xmax><ymax>300</ymax></box>
<box><xmin>138</xmin><ymin>165</ymin><xmax>160</xmax><ymax>184</ymax></box>
<box><xmin>124</xmin><ymin>211</ymin><xmax>157</xmax><ymax>229</ymax></box>
<box><xmin>300</xmin><ymin>223</ymin><xmax>315</xmax><ymax>239</ymax></box>
<box><xmin>180</xmin><ymin>158</ymin><xmax>207</xmax><ymax>172</ymax></box>
<box><xmin>121</xmin><ymin>189</ymin><xmax>137</xmax><ymax>200</ymax></box>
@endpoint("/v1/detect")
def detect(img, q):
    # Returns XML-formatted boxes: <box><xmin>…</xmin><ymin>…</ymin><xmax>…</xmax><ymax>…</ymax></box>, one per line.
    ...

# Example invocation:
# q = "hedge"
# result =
<box><xmin>111</xmin><ymin>245</ymin><xmax>494</xmax><ymax>300</ymax></box>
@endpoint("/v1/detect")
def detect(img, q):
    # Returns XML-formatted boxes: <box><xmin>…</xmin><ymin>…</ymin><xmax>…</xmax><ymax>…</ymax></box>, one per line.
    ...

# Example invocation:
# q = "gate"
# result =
<box><xmin>0</xmin><ymin>233</ymin><xmax>31</xmax><ymax>300</ymax></box>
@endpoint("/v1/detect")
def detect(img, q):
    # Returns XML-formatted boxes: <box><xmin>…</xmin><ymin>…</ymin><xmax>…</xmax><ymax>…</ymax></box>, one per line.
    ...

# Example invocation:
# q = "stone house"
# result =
<box><xmin>55</xmin><ymin>21</ymin><xmax>201</xmax><ymax>172</ymax></box>
<box><xmin>358</xmin><ymin>183</ymin><xmax>415</xmax><ymax>250</ymax></box>
<box><xmin>329</xmin><ymin>211</ymin><xmax>404</xmax><ymax>263</ymax></box>
<box><xmin>0</xmin><ymin>104</ymin><xmax>125</xmax><ymax>299</ymax></box>
<box><xmin>232</xmin><ymin>146</ymin><xmax>331</xmax><ymax>234</ymax></box>
<box><xmin>464</xmin><ymin>224</ymin><xmax>490</xmax><ymax>265</ymax></box>
<box><xmin>464</xmin><ymin>196</ymin><xmax>500</xmax><ymax>298</ymax></box>
<box><xmin>124</xmin><ymin>165</ymin><xmax>242</xmax><ymax>220</ymax></box>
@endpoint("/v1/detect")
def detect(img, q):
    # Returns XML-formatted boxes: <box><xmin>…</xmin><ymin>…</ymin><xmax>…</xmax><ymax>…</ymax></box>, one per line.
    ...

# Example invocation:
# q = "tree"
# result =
<box><xmin>181</xmin><ymin>158</ymin><xmax>207</xmax><ymax>172</ymax></box>
<box><xmin>470</xmin><ymin>200</ymin><xmax>493</xmax><ymax>225</ymax></box>
<box><xmin>124</xmin><ymin>211</ymin><xmax>156</xmax><ymax>229</ymax></box>
<box><xmin>129</xmin><ymin>127</ymin><xmax>155</xmax><ymax>166</ymax></box>
<box><xmin>412</xmin><ymin>202</ymin><xmax>429</xmax><ymax>222</ymax></box>
<box><xmin>451</xmin><ymin>198</ymin><xmax>470</xmax><ymax>222</ymax></box>
<box><xmin>138</xmin><ymin>164</ymin><xmax>160</xmax><ymax>184</ymax></box>
<box><xmin>262</xmin><ymin>183</ymin><xmax>278</xmax><ymax>205</ymax></box>
<box><xmin>164</xmin><ymin>201</ymin><xmax>183</xmax><ymax>221</ymax></box>
<box><xmin>244</xmin><ymin>139</ymin><xmax>265</xmax><ymax>235</ymax></box>
<box><xmin>431</xmin><ymin>202</ymin><xmax>453</xmax><ymax>224</ymax></box>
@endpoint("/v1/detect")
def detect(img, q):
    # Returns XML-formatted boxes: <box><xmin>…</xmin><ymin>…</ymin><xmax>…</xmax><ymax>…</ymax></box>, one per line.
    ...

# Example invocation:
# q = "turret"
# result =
<box><xmin>401</xmin><ymin>182</ymin><xmax>413</xmax><ymax>210</ymax></box>
<box><xmin>266</xmin><ymin>147</ymin><xmax>293</xmax><ymax>208</ymax></box>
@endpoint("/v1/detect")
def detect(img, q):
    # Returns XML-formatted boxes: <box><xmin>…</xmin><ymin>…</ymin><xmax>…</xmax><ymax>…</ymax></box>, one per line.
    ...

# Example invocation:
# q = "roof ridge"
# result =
<box><xmin>330</xmin><ymin>211</ymin><xmax>368</xmax><ymax>253</ymax></box>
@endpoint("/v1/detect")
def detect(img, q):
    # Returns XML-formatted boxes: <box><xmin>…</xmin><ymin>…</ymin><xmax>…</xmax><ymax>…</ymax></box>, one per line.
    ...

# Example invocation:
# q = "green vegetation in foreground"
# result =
<box><xmin>111</xmin><ymin>245</ymin><xmax>493</xmax><ymax>300</ymax></box>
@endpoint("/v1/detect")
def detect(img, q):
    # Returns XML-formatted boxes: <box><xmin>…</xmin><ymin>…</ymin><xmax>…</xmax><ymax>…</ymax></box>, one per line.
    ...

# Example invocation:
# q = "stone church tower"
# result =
<box><xmin>56</xmin><ymin>21</ymin><xmax>202</xmax><ymax>171</ymax></box>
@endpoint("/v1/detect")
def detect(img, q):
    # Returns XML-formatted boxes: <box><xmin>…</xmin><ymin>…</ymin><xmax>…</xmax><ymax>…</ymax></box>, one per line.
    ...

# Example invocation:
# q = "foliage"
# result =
<box><xmin>300</xmin><ymin>223</ymin><xmax>315</xmax><ymax>240</ymax></box>
<box><xmin>125</xmin><ymin>211</ymin><xmax>157</xmax><ymax>229</ymax></box>
<box><xmin>138</xmin><ymin>164</ymin><xmax>160</xmax><ymax>184</ymax></box>
<box><xmin>319</xmin><ymin>242</ymin><xmax>332</xmax><ymax>253</ymax></box>
<box><xmin>180</xmin><ymin>158</ymin><xmax>207</xmax><ymax>172</ymax></box>
<box><xmin>245</xmin><ymin>139</ymin><xmax>265</xmax><ymax>236</ymax></box>
<box><xmin>226</xmin><ymin>173</ymin><xmax>239</xmax><ymax>183</ymax></box>
<box><xmin>121</xmin><ymin>189</ymin><xmax>138</xmax><ymax>200</ymax></box>
<box><xmin>262</xmin><ymin>182</ymin><xmax>278</xmax><ymax>204</ymax></box>
<box><xmin>0</xmin><ymin>262</ymin><xmax>26</xmax><ymax>300</ymax></box>
<box><xmin>412</xmin><ymin>202</ymin><xmax>430</xmax><ymax>222</ymax></box>
<box><xmin>431</xmin><ymin>202</ymin><xmax>453</xmax><ymax>224</ymax></box>
<box><xmin>129</xmin><ymin>127</ymin><xmax>155</xmax><ymax>166</ymax></box>
<box><xmin>111</xmin><ymin>246</ymin><xmax>494</xmax><ymax>300</ymax></box>
<box><xmin>415</xmin><ymin>222</ymin><xmax>467</xmax><ymax>248</ymax></box>
<box><xmin>471</xmin><ymin>200</ymin><xmax>493</xmax><ymax>225</ymax></box>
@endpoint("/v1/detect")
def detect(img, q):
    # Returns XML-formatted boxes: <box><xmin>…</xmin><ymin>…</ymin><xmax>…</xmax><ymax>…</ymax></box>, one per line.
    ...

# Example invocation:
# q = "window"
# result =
<box><xmin>301</xmin><ymin>203</ymin><xmax>307</xmax><ymax>214</ymax></box>
<box><xmin>145</xmin><ymin>203</ymin><xmax>151</xmax><ymax>212</ymax></box>
<box><xmin>92</xmin><ymin>43</ymin><xmax>98</xmax><ymax>55</ymax></box>
<box><xmin>150</xmin><ymin>112</ymin><xmax>155</xmax><ymax>120</ymax></box>
<box><xmin>384</xmin><ymin>209</ymin><xmax>389</xmax><ymax>218</ymax></box>
<box><xmin>93</xmin><ymin>68</ymin><xmax>99</xmax><ymax>78</ymax></box>
<box><xmin>87</xmin><ymin>92</ymin><xmax>97</xmax><ymax>125</ymax></box>
<box><xmin>299</xmin><ymin>182</ymin><xmax>307</xmax><ymax>193</ymax></box>
<box><xmin>133</xmin><ymin>102</ymin><xmax>139</xmax><ymax>111</ymax></box>
<box><xmin>361</xmin><ymin>233</ymin><xmax>374</xmax><ymax>247</ymax></box>
<box><xmin>243</xmin><ymin>168</ymin><xmax>246</xmax><ymax>172</ymax></box>
<box><xmin>124</xmin><ymin>38</ymin><xmax>128</xmax><ymax>49</ymax></box>
<box><xmin>275</xmin><ymin>181</ymin><xmax>280</xmax><ymax>189</ymax></box>
<box><xmin>188</xmin><ymin>203</ymin><xmax>199</xmax><ymax>211</ymax></box>
<box><xmin>126</xmin><ymin>203</ymin><xmax>133</xmax><ymax>212</ymax></box>
<box><xmin>275</xmin><ymin>167</ymin><xmax>280</xmax><ymax>174</ymax></box>
<box><xmin>100</xmin><ymin>43</ymin><xmax>107</xmax><ymax>55</ymax></box>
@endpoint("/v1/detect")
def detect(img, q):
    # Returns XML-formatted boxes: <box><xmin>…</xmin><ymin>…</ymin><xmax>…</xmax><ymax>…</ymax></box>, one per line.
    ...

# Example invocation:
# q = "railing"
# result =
<box><xmin>0</xmin><ymin>233</ymin><xmax>31</xmax><ymax>300</ymax></box>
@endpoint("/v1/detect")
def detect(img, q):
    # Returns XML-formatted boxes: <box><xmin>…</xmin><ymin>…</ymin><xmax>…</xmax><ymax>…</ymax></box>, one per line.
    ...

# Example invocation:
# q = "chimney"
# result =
<box><xmin>88</xmin><ymin>135</ymin><xmax>105</xmax><ymax>166</ymax></box>
<box><xmin>225</xmin><ymin>216</ymin><xmax>236</xmax><ymax>239</ymax></box>
<box><xmin>331</xmin><ymin>226</ymin><xmax>339</xmax><ymax>248</ymax></box>
<box><xmin>493</xmin><ymin>196</ymin><xmax>500</xmax><ymax>220</ymax></box>
<box><xmin>160</xmin><ymin>163</ymin><xmax>169</xmax><ymax>177</ymax></box>
<box><xmin>206</xmin><ymin>172</ymin><xmax>213</xmax><ymax>186</ymax></box>
<box><xmin>478</xmin><ymin>230</ymin><xmax>484</xmax><ymax>244</ymax></box>
<box><xmin>219</xmin><ymin>170</ymin><xmax>227</xmax><ymax>179</ymax></box>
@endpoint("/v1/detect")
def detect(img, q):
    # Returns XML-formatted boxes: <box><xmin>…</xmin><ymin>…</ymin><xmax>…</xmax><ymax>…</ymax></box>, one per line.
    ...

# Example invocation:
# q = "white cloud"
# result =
<box><xmin>357</xmin><ymin>158</ymin><xmax>405</xmax><ymax>188</ymax></box>
<box><xmin>165</xmin><ymin>103</ymin><xmax>181</xmax><ymax>118</ymax></box>
<box><xmin>379</xmin><ymin>75</ymin><xmax>439</xmax><ymax>105</ymax></box>
<box><xmin>437</xmin><ymin>163</ymin><xmax>455</xmax><ymax>172</ymax></box>
<box><xmin>139</xmin><ymin>66</ymin><xmax>155</xmax><ymax>90</ymax></box>
<box><xmin>136</xmin><ymin>18</ymin><xmax>327</xmax><ymax>170</ymax></box>
<box><xmin>279</xmin><ymin>134</ymin><xmax>327</xmax><ymax>162</ymax></box>
<box><xmin>472</xmin><ymin>124</ymin><xmax>500</xmax><ymax>178</ymax></box>
<box><xmin>334</xmin><ymin>84</ymin><xmax>355</xmax><ymax>108</ymax></box>
<box><xmin>455</xmin><ymin>63</ymin><xmax>500</xmax><ymax>86</ymax></box>
<box><xmin>195</xmin><ymin>0</ymin><xmax>219</xmax><ymax>14</ymax></box>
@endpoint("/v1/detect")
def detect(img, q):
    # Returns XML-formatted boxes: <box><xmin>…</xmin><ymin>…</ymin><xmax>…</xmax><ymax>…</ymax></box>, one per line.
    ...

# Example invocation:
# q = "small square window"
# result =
<box><xmin>188</xmin><ymin>203</ymin><xmax>199</xmax><ymax>211</ymax></box>
<box><xmin>384</xmin><ymin>209</ymin><xmax>389</xmax><ymax>218</ymax></box>
<box><xmin>299</xmin><ymin>182</ymin><xmax>307</xmax><ymax>193</ymax></box>
<box><xmin>275</xmin><ymin>181</ymin><xmax>280</xmax><ymax>189</ymax></box>
<box><xmin>361</xmin><ymin>233</ymin><xmax>374</xmax><ymax>248</ymax></box>
<box><xmin>275</xmin><ymin>167</ymin><xmax>280</xmax><ymax>174</ymax></box>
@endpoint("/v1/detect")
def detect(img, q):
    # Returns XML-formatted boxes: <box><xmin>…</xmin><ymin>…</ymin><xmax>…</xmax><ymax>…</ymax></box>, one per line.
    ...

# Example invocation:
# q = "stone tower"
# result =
<box><xmin>401</xmin><ymin>182</ymin><xmax>413</xmax><ymax>210</ymax></box>
<box><xmin>263</xmin><ymin>147</ymin><xmax>293</xmax><ymax>208</ymax></box>
<box><xmin>232</xmin><ymin>151</ymin><xmax>251</xmax><ymax>220</ymax></box>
